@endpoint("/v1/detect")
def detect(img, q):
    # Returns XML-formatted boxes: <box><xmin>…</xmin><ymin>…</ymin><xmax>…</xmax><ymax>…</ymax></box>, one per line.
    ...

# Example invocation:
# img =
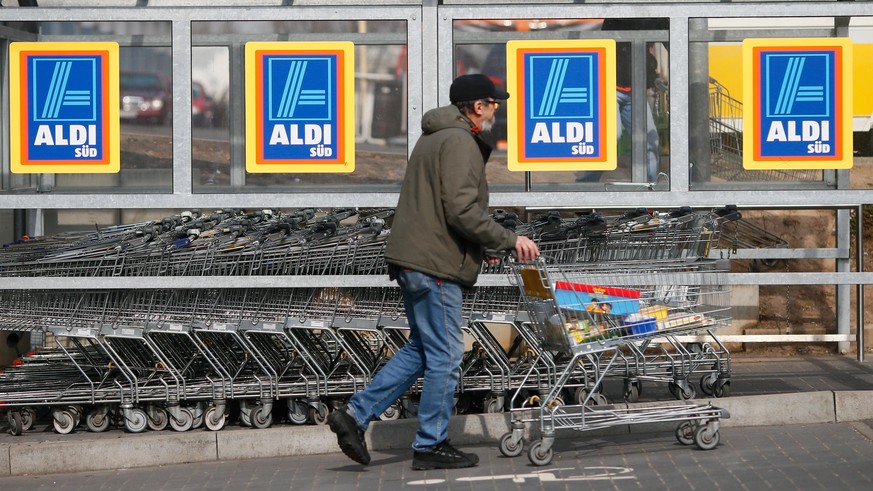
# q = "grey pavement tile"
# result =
<box><xmin>2</xmin><ymin>422</ymin><xmax>872</xmax><ymax>491</ymax></box>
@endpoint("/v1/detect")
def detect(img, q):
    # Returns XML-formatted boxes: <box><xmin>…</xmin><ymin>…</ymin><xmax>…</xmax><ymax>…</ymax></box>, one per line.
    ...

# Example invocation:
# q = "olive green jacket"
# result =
<box><xmin>384</xmin><ymin>105</ymin><xmax>517</xmax><ymax>287</ymax></box>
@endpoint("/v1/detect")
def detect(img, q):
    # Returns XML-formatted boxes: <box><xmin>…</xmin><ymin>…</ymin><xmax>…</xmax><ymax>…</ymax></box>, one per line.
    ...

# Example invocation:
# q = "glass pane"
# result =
<box><xmin>0</xmin><ymin>21</ymin><xmax>173</xmax><ymax>193</ymax></box>
<box><xmin>191</xmin><ymin>20</ymin><xmax>408</xmax><ymax>193</ymax></box>
<box><xmin>453</xmin><ymin>18</ymin><xmax>670</xmax><ymax>192</ymax></box>
<box><xmin>692</xmin><ymin>16</ymin><xmax>873</xmax><ymax>190</ymax></box>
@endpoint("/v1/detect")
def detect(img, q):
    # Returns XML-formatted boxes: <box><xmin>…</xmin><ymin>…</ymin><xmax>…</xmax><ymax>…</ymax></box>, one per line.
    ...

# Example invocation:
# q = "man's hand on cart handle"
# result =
<box><xmin>514</xmin><ymin>235</ymin><xmax>540</xmax><ymax>262</ymax></box>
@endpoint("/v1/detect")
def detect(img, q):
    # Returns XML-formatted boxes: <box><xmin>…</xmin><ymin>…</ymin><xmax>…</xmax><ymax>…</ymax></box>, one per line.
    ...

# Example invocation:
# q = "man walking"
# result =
<box><xmin>328</xmin><ymin>74</ymin><xmax>539</xmax><ymax>470</ymax></box>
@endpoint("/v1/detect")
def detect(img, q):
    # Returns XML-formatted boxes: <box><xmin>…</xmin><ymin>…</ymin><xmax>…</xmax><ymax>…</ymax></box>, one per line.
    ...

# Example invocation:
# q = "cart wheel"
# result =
<box><xmin>713</xmin><ymin>379</ymin><xmax>731</xmax><ymax>398</ymax></box>
<box><xmin>190</xmin><ymin>403</ymin><xmax>206</xmax><ymax>429</ymax></box>
<box><xmin>686</xmin><ymin>343</ymin><xmax>704</xmax><ymax>354</ymax></box>
<box><xmin>624</xmin><ymin>383</ymin><xmax>640</xmax><ymax>403</ymax></box>
<box><xmin>677</xmin><ymin>384</ymin><xmax>697</xmax><ymax>401</ymax></box>
<box><xmin>69</xmin><ymin>405</ymin><xmax>84</xmax><ymax>427</ymax></box>
<box><xmin>86</xmin><ymin>408</ymin><xmax>111</xmax><ymax>433</ymax></box>
<box><xmin>239</xmin><ymin>401</ymin><xmax>252</xmax><ymax>427</ymax></box>
<box><xmin>147</xmin><ymin>406</ymin><xmax>169</xmax><ymax>431</ymax></box>
<box><xmin>592</xmin><ymin>393</ymin><xmax>609</xmax><ymax>406</ymax></box>
<box><xmin>204</xmin><ymin>406</ymin><xmax>227</xmax><ymax>431</ymax></box>
<box><xmin>484</xmin><ymin>397</ymin><xmax>503</xmax><ymax>413</ymax></box>
<box><xmin>675</xmin><ymin>421</ymin><xmax>695</xmax><ymax>446</ymax></box>
<box><xmin>309</xmin><ymin>402</ymin><xmax>329</xmax><ymax>425</ymax></box>
<box><xmin>694</xmin><ymin>423</ymin><xmax>720</xmax><ymax>450</ymax></box>
<box><xmin>125</xmin><ymin>408</ymin><xmax>149</xmax><ymax>433</ymax></box>
<box><xmin>528</xmin><ymin>440</ymin><xmax>553</xmax><ymax>466</ymax></box>
<box><xmin>380</xmin><ymin>401</ymin><xmax>401</xmax><ymax>421</ymax></box>
<box><xmin>53</xmin><ymin>409</ymin><xmax>76</xmax><ymax>434</ymax></box>
<box><xmin>287</xmin><ymin>400</ymin><xmax>309</xmax><ymax>425</ymax></box>
<box><xmin>251</xmin><ymin>406</ymin><xmax>273</xmax><ymax>429</ymax></box>
<box><xmin>170</xmin><ymin>408</ymin><xmax>194</xmax><ymax>432</ymax></box>
<box><xmin>8</xmin><ymin>411</ymin><xmax>23</xmax><ymax>436</ymax></box>
<box><xmin>499</xmin><ymin>432</ymin><xmax>524</xmax><ymax>457</ymax></box>
<box><xmin>699</xmin><ymin>374</ymin><xmax>716</xmax><ymax>396</ymax></box>
<box><xmin>20</xmin><ymin>408</ymin><xmax>35</xmax><ymax>432</ymax></box>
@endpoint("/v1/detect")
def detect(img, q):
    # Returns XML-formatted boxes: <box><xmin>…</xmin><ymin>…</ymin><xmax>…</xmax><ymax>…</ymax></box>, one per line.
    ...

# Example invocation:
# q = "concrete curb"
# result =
<box><xmin>1</xmin><ymin>390</ymin><xmax>870</xmax><ymax>477</ymax></box>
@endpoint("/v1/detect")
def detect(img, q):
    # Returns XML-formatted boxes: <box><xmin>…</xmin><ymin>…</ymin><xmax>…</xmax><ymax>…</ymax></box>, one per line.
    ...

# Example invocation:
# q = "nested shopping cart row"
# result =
<box><xmin>1</xmin><ymin>207</ymin><xmax>736</xmax><ymax>278</ymax></box>
<box><xmin>2</xmin><ymin>206</ymin><xmax>739</xmax><ymax>438</ymax></box>
<box><xmin>0</xmin><ymin>208</ymin><xmax>393</xmax><ymax>278</ymax></box>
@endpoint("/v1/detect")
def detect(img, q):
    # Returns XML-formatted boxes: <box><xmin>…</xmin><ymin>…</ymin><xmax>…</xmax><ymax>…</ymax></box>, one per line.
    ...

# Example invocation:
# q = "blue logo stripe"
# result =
<box><xmin>559</xmin><ymin>87</ymin><xmax>587</xmax><ymax>104</ymax></box>
<box><xmin>538</xmin><ymin>59</ymin><xmax>561</xmax><ymax>117</ymax></box>
<box><xmin>784</xmin><ymin>57</ymin><xmax>805</xmax><ymax>114</ymax></box>
<box><xmin>286</xmin><ymin>60</ymin><xmax>308</xmax><ymax>118</ymax></box>
<box><xmin>41</xmin><ymin>61</ymin><xmax>65</xmax><ymax>119</ymax></box>
<box><xmin>51</xmin><ymin>62</ymin><xmax>73</xmax><ymax>119</ymax></box>
<box><xmin>774</xmin><ymin>57</ymin><xmax>796</xmax><ymax>115</ymax></box>
<box><xmin>548</xmin><ymin>59</ymin><xmax>569</xmax><ymax>116</ymax></box>
<box><xmin>276</xmin><ymin>60</ymin><xmax>299</xmax><ymax>118</ymax></box>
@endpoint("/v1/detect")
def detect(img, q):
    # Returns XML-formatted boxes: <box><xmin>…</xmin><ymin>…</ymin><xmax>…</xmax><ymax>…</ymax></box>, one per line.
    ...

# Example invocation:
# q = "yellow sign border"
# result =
<box><xmin>506</xmin><ymin>39</ymin><xmax>617</xmax><ymax>172</ymax></box>
<box><xmin>245</xmin><ymin>41</ymin><xmax>355</xmax><ymax>173</ymax></box>
<box><xmin>9</xmin><ymin>42</ymin><xmax>120</xmax><ymax>174</ymax></box>
<box><xmin>742</xmin><ymin>37</ymin><xmax>853</xmax><ymax>170</ymax></box>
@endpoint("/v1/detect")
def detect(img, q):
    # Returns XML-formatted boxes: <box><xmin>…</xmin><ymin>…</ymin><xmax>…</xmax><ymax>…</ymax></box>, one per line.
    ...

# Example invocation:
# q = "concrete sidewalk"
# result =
<box><xmin>2</xmin><ymin>355</ymin><xmax>873</xmax><ymax>477</ymax></box>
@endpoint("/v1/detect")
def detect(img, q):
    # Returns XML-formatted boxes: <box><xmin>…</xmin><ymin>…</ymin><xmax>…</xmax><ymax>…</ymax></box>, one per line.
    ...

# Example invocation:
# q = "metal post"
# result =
<box><xmin>857</xmin><ymin>204</ymin><xmax>865</xmax><ymax>362</ymax></box>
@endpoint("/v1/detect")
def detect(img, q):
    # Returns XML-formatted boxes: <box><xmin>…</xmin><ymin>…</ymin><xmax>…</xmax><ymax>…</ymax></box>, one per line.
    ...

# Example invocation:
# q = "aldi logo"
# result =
<box><xmin>507</xmin><ymin>40</ymin><xmax>616</xmax><ymax>172</ymax></box>
<box><xmin>245</xmin><ymin>42</ymin><xmax>354</xmax><ymax>173</ymax></box>
<box><xmin>743</xmin><ymin>38</ymin><xmax>853</xmax><ymax>169</ymax></box>
<box><xmin>9</xmin><ymin>42</ymin><xmax>119</xmax><ymax>173</ymax></box>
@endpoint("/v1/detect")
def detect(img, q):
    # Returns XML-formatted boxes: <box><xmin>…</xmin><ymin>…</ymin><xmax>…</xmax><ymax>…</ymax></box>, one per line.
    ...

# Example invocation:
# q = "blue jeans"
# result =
<box><xmin>345</xmin><ymin>268</ymin><xmax>464</xmax><ymax>452</ymax></box>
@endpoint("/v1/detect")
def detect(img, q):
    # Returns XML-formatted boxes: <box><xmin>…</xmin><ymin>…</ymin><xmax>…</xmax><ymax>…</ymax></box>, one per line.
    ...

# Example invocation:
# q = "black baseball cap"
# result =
<box><xmin>449</xmin><ymin>74</ymin><xmax>510</xmax><ymax>103</ymax></box>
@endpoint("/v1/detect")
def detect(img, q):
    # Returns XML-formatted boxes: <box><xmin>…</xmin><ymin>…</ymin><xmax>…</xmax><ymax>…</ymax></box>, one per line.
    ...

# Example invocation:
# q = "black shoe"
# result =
<box><xmin>412</xmin><ymin>440</ymin><xmax>479</xmax><ymax>470</ymax></box>
<box><xmin>327</xmin><ymin>407</ymin><xmax>370</xmax><ymax>465</ymax></box>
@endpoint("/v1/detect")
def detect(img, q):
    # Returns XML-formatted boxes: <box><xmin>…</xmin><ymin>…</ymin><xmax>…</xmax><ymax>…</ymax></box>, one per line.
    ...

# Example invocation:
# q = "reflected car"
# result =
<box><xmin>119</xmin><ymin>71</ymin><xmax>170</xmax><ymax>125</ymax></box>
<box><xmin>191</xmin><ymin>81</ymin><xmax>214</xmax><ymax>128</ymax></box>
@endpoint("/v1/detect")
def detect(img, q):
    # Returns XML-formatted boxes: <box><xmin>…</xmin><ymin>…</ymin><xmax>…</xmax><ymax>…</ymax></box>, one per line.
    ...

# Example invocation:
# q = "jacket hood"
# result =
<box><xmin>421</xmin><ymin>105</ymin><xmax>474</xmax><ymax>135</ymax></box>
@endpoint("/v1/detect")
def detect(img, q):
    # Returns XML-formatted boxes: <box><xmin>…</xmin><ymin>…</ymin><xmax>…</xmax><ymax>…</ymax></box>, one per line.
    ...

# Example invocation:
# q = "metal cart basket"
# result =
<box><xmin>499</xmin><ymin>257</ymin><xmax>730</xmax><ymax>465</ymax></box>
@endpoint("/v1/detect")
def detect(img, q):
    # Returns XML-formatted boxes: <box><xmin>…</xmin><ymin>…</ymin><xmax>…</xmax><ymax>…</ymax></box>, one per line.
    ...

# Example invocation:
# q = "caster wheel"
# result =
<box><xmin>699</xmin><ymin>374</ymin><xmax>716</xmax><ymax>396</ymax></box>
<box><xmin>86</xmin><ymin>407</ymin><xmax>111</xmax><ymax>433</ymax></box>
<box><xmin>53</xmin><ymin>409</ymin><xmax>76</xmax><ymax>434</ymax></box>
<box><xmin>676</xmin><ymin>383</ymin><xmax>696</xmax><ymax>401</ymax></box>
<box><xmin>713</xmin><ymin>379</ymin><xmax>731</xmax><ymax>398</ymax></box>
<box><xmin>169</xmin><ymin>408</ymin><xmax>194</xmax><ymax>432</ymax></box>
<box><xmin>239</xmin><ymin>401</ymin><xmax>252</xmax><ymax>427</ymax></box>
<box><xmin>624</xmin><ymin>383</ymin><xmax>640</xmax><ymax>403</ymax></box>
<box><xmin>125</xmin><ymin>408</ymin><xmax>149</xmax><ymax>433</ymax></box>
<box><xmin>675</xmin><ymin>421</ymin><xmax>695</xmax><ymax>445</ymax></box>
<box><xmin>147</xmin><ymin>406</ymin><xmax>169</xmax><ymax>431</ymax></box>
<box><xmin>380</xmin><ymin>402</ymin><xmax>401</xmax><ymax>421</ymax></box>
<box><xmin>251</xmin><ymin>406</ymin><xmax>273</xmax><ymax>429</ymax></box>
<box><xmin>287</xmin><ymin>400</ymin><xmax>309</xmax><ymax>425</ymax></box>
<box><xmin>20</xmin><ymin>408</ymin><xmax>35</xmax><ymax>432</ymax></box>
<box><xmin>528</xmin><ymin>440</ymin><xmax>553</xmax><ymax>466</ymax></box>
<box><xmin>309</xmin><ymin>402</ymin><xmax>329</xmax><ymax>425</ymax></box>
<box><xmin>204</xmin><ymin>407</ymin><xmax>227</xmax><ymax>431</ymax></box>
<box><xmin>499</xmin><ymin>432</ymin><xmax>524</xmax><ymax>457</ymax></box>
<box><xmin>694</xmin><ymin>424</ymin><xmax>720</xmax><ymax>450</ymax></box>
<box><xmin>484</xmin><ymin>398</ymin><xmax>503</xmax><ymax>414</ymax></box>
<box><xmin>8</xmin><ymin>411</ymin><xmax>23</xmax><ymax>436</ymax></box>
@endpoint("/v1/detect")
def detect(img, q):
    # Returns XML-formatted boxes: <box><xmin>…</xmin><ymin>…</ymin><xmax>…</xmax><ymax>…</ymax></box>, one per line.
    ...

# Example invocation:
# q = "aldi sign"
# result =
<box><xmin>245</xmin><ymin>42</ymin><xmax>354</xmax><ymax>173</ymax></box>
<box><xmin>742</xmin><ymin>38</ymin><xmax>853</xmax><ymax>169</ymax></box>
<box><xmin>9</xmin><ymin>42</ymin><xmax>119</xmax><ymax>173</ymax></box>
<box><xmin>506</xmin><ymin>40</ymin><xmax>616</xmax><ymax>172</ymax></box>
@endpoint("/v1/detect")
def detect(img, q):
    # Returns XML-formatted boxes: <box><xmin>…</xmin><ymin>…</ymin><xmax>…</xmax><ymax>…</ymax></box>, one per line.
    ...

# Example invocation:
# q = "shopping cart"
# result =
<box><xmin>499</xmin><ymin>257</ymin><xmax>730</xmax><ymax>465</ymax></box>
